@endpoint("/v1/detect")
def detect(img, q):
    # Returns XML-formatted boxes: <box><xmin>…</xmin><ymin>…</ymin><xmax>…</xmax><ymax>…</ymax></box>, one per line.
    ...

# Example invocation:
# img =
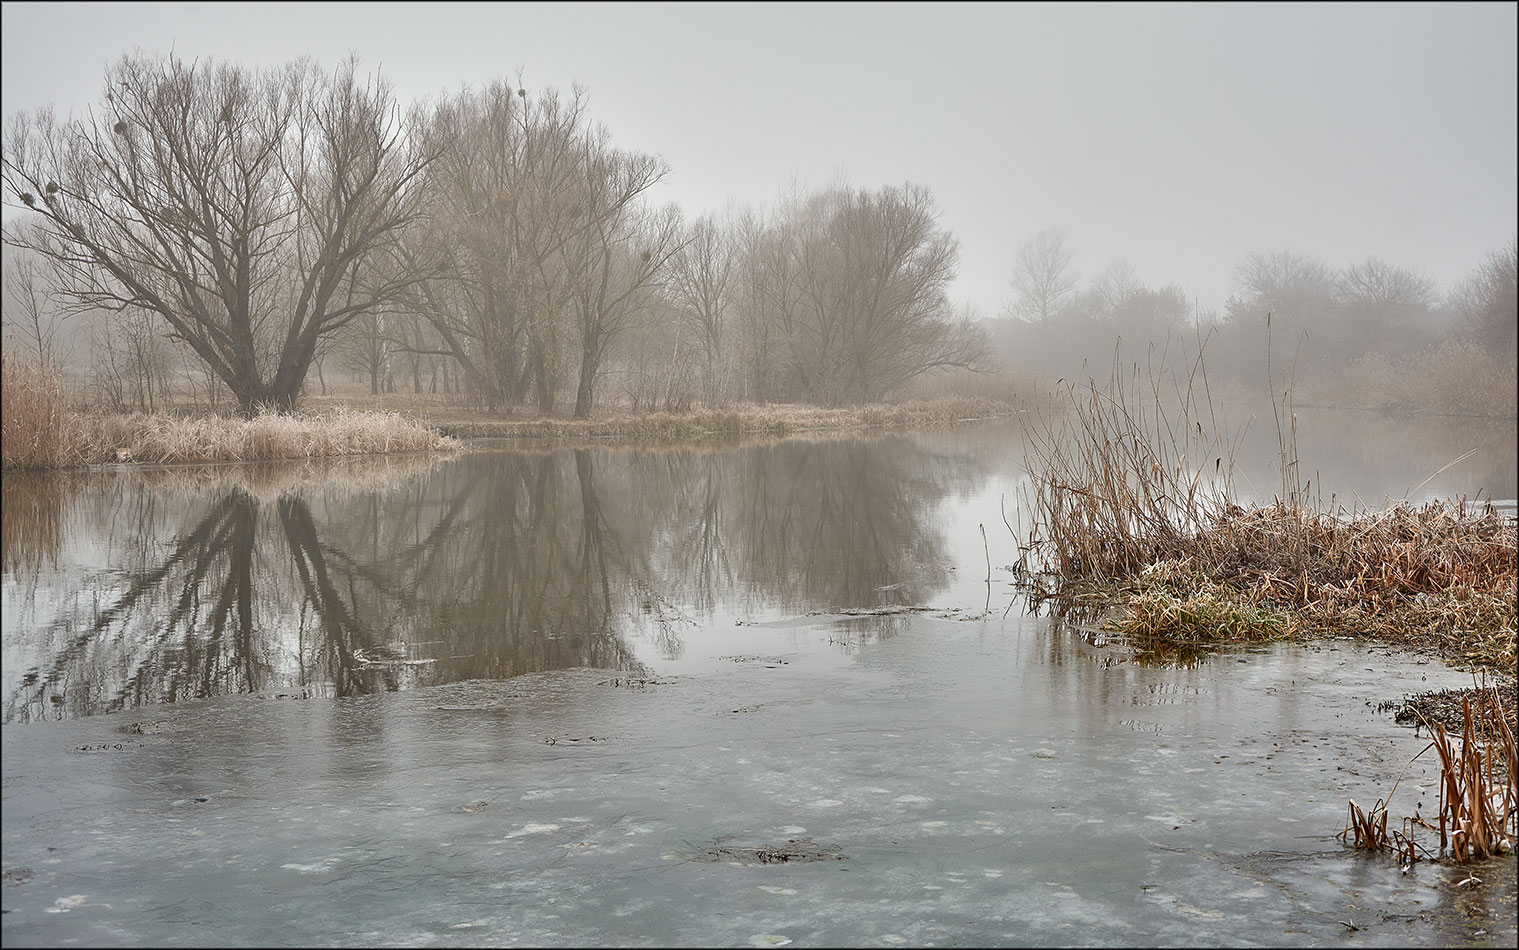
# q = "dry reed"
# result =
<box><xmin>3</xmin><ymin>398</ymin><xmax>457</xmax><ymax>471</ymax></box>
<box><xmin>1</xmin><ymin>354</ymin><xmax>78</xmax><ymax>470</ymax></box>
<box><xmin>1338</xmin><ymin>682</ymin><xmax>1517</xmax><ymax>865</ymax></box>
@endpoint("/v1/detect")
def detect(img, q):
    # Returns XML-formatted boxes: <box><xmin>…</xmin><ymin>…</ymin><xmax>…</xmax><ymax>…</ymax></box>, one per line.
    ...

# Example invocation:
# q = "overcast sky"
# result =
<box><xmin>3</xmin><ymin>1</ymin><xmax>1515</xmax><ymax>318</ymax></box>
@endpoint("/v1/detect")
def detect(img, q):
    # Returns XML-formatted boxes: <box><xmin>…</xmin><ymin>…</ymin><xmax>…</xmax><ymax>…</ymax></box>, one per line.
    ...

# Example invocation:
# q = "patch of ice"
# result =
<box><xmin>45</xmin><ymin>895</ymin><xmax>88</xmax><ymax>914</ymax></box>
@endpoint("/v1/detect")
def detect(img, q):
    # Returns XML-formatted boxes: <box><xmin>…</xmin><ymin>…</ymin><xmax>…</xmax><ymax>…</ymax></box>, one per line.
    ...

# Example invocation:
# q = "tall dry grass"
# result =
<box><xmin>3</xmin><ymin>353</ymin><xmax>457</xmax><ymax>471</ymax></box>
<box><xmin>1020</xmin><ymin>347</ymin><xmax>1245</xmax><ymax>581</ymax></box>
<box><xmin>71</xmin><ymin>408</ymin><xmax>457</xmax><ymax>465</ymax></box>
<box><xmin>1</xmin><ymin>354</ymin><xmax>79</xmax><ymax>470</ymax></box>
<box><xmin>1019</xmin><ymin>342</ymin><xmax>1517</xmax><ymax>671</ymax></box>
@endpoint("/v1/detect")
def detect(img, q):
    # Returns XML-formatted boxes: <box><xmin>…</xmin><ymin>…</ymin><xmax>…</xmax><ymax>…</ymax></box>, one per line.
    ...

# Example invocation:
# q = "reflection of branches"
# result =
<box><xmin>728</xmin><ymin>436</ymin><xmax>967</xmax><ymax>612</ymax></box>
<box><xmin>279</xmin><ymin>496</ymin><xmax>385</xmax><ymax>697</ymax></box>
<box><xmin>5</xmin><ymin>490</ymin><xmax>263</xmax><ymax>722</ymax></box>
<box><xmin>4</xmin><ymin>434</ymin><xmax>988</xmax><ymax>724</ymax></box>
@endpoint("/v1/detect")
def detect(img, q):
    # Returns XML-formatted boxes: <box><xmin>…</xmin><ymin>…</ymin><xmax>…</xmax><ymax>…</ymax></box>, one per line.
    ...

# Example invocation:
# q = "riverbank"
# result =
<box><xmin>3</xmin><ymin>355</ymin><xmax>1027</xmax><ymax>469</ymax></box>
<box><xmin>1028</xmin><ymin>498</ymin><xmax>1516</xmax><ymax>675</ymax></box>
<box><xmin>1</xmin><ymin>396</ymin><xmax>1019</xmax><ymax>471</ymax></box>
<box><xmin>1</xmin><ymin>404</ymin><xmax>458</xmax><ymax>471</ymax></box>
<box><xmin>397</xmin><ymin>395</ymin><xmax>1021</xmax><ymax>441</ymax></box>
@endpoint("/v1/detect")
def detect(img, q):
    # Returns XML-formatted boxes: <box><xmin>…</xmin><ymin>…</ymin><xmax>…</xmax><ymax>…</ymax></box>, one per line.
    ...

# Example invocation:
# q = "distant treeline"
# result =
<box><xmin>992</xmin><ymin>230</ymin><xmax>1516</xmax><ymax>416</ymax></box>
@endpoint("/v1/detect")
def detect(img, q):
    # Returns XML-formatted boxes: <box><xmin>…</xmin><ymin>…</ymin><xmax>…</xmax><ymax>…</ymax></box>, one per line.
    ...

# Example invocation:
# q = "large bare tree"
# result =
<box><xmin>561</xmin><ymin>145</ymin><xmax>681</xmax><ymax>418</ymax></box>
<box><xmin>737</xmin><ymin>182</ymin><xmax>987</xmax><ymax>405</ymax></box>
<box><xmin>667</xmin><ymin>211</ymin><xmax>736</xmax><ymax>404</ymax></box>
<box><xmin>3</xmin><ymin>53</ymin><xmax>439</xmax><ymax>414</ymax></box>
<box><xmin>409</xmin><ymin>80</ymin><xmax>674</xmax><ymax>416</ymax></box>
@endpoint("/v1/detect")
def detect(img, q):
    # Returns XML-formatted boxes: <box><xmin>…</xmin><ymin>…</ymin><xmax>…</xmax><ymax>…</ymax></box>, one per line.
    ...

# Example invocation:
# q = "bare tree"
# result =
<box><xmin>1333</xmin><ymin>257</ymin><xmax>1437</xmax><ymax>356</ymax></box>
<box><xmin>335</xmin><ymin>308</ymin><xmax>396</xmax><ymax>395</ymax></box>
<box><xmin>731</xmin><ymin>204</ymin><xmax>800</xmax><ymax>402</ymax></box>
<box><xmin>562</xmin><ymin>147</ymin><xmax>681</xmax><ymax>418</ymax></box>
<box><xmin>1227</xmin><ymin>249</ymin><xmax>1336</xmax><ymax>326</ymax></box>
<box><xmin>1089</xmin><ymin>258</ymin><xmax>1142</xmax><ymax>322</ymax></box>
<box><xmin>667</xmin><ymin>211</ymin><xmax>736</xmax><ymax>404</ymax></box>
<box><xmin>1006</xmin><ymin>229</ymin><xmax>1078</xmax><ymax>325</ymax></box>
<box><xmin>736</xmin><ymin>182</ymin><xmax>987</xmax><ymax>406</ymax></box>
<box><xmin>1452</xmin><ymin>236</ymin><xmax>1517</xmax><ymax>356</ymax></box>
<box><xmin>2</xmin><ymin>242</ymin><xmax>68</xmax><ymax>367</ymax></box>
<box><xmin>3</xmin><ymin>53</ymin><xmax>439</xmax><ymax>414</ymax></box>
<box><xmin>408</xmin><ymin>80</ymin><xmax>673</xmax><ymax>417</ymax></box>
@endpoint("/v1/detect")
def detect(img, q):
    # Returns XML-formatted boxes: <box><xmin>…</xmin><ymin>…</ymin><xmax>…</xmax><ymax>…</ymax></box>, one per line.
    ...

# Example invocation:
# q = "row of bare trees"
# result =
<box><xmin>4</xmin><ymin>54</ymin><xmax>989</xmax><ymax>416</ymax></box>
<box><xmin>995</xmin><ymin>228</ymin><xmax>1517</xmax><ymax>396</ymax></box>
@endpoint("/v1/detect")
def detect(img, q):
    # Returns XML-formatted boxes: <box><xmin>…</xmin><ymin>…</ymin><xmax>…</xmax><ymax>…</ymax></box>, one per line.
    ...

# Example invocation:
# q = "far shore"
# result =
<box><xmin>1</xmin><ymin>394</ymin><xmax>1027</xmax><ymax>472</ymax></box>
<box><xmin>393</xmin><ymin>395</ymin><xmax>1023</xmax><ymax>442</ymax></box>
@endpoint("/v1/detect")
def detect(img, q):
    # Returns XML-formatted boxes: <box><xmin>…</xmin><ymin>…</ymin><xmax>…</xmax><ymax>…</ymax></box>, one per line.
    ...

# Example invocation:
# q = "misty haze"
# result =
<box><xmin>2</xmin><ymin>3</ymin><xmax>1515</xmax><ymax>948</ymax></box>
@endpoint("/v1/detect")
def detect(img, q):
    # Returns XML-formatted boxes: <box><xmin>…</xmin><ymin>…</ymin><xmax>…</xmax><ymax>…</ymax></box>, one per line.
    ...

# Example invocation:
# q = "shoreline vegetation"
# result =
<box><xmin>2</xmin><ymin>357</ymin><xmax>457</xmax><ymax>470</ymax></box>
<box><xmin>1015</xmin><ymin>355</ymin><xmax>1516</xmax><ymax>863</ymax></box>
<box><xmin>415</xmin><ymin>396</ymin><xmax>1021</xmax><ymax>442</ymax></box>
<box><xmin>2</xmin><ymin>356</ymin><xmax>1026</xmax><ymax>471</ymax></box>
<box><xmin>1015</xmin><ymin>354</ymin><xmax>1516</xmax><ymax>676</ymax></box>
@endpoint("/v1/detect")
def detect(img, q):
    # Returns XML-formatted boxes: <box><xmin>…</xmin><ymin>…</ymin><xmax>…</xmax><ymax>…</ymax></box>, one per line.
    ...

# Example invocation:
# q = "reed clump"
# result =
<box><xmin>1</xmin><ymin>355</ymin><xmax>80</xmax><ymax>470</ymax></box>
<box><xmin>1339</xmin><ymin>681</ymin><xmax>1517</xmax><ymax>865</ymax></box>
<box><xmin>1020</xmin><ymin>347</ymin><xmax>1517</xmax><ymax>673</ymax></box>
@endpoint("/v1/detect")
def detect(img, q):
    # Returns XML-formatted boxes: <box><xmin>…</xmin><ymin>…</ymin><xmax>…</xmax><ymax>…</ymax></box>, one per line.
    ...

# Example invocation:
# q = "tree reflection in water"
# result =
<box><xmin>2</xmin><ymin>434</ymin><xmax>985</xmax><ymax>723</ymax></box>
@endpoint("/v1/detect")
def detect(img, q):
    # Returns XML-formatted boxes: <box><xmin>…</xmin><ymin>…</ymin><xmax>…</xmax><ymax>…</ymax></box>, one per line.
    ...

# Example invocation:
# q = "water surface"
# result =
<box><xmin>3</xmin><ymin>409</ymin><xmax>1515</xmax><ymax>946</ymax></box>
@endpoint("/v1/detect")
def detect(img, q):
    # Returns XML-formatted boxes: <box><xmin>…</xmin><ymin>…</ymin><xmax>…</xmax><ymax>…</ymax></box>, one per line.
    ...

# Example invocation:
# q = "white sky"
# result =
<box><xmin>3</xmin><ymin>1</ymin><xmax>1515</xmax><ymax>318</ymax></box>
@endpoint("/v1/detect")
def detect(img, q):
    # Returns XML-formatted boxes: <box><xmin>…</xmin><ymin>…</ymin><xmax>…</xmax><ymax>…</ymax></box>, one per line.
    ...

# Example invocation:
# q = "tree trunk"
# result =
<box><xmin>534</xmin><ymin>351</ymin><xmax>556</xmax><ymax>414</ymax></box>
<box><xmin>573</xmin><ymin>348</ymin><xmax>597</xmax><ymax>419</ymax></box>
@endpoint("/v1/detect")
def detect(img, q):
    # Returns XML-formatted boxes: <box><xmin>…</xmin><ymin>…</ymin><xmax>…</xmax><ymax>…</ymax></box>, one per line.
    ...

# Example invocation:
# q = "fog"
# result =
<box><xmin>2</xmin><ymin>2</ymin><xmax>1515</xmax><ymax>413</ymax></box>
<box><xmin>3</xmin><ymin>2</ymin><xmax>1514</xmax><ymax>314</ymax></box>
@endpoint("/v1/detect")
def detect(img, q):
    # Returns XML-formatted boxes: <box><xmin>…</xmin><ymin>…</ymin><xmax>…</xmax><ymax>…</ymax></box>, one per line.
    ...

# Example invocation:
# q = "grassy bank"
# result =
<box><xmin>418</xmin><ymin>396</ymin><xmax>1019</xmax><ymax>441</ymax></box>
<box><xmin>2</xmin><ymin>357</ymin><xmax>457</xmax><ymax>471</ymax></box>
